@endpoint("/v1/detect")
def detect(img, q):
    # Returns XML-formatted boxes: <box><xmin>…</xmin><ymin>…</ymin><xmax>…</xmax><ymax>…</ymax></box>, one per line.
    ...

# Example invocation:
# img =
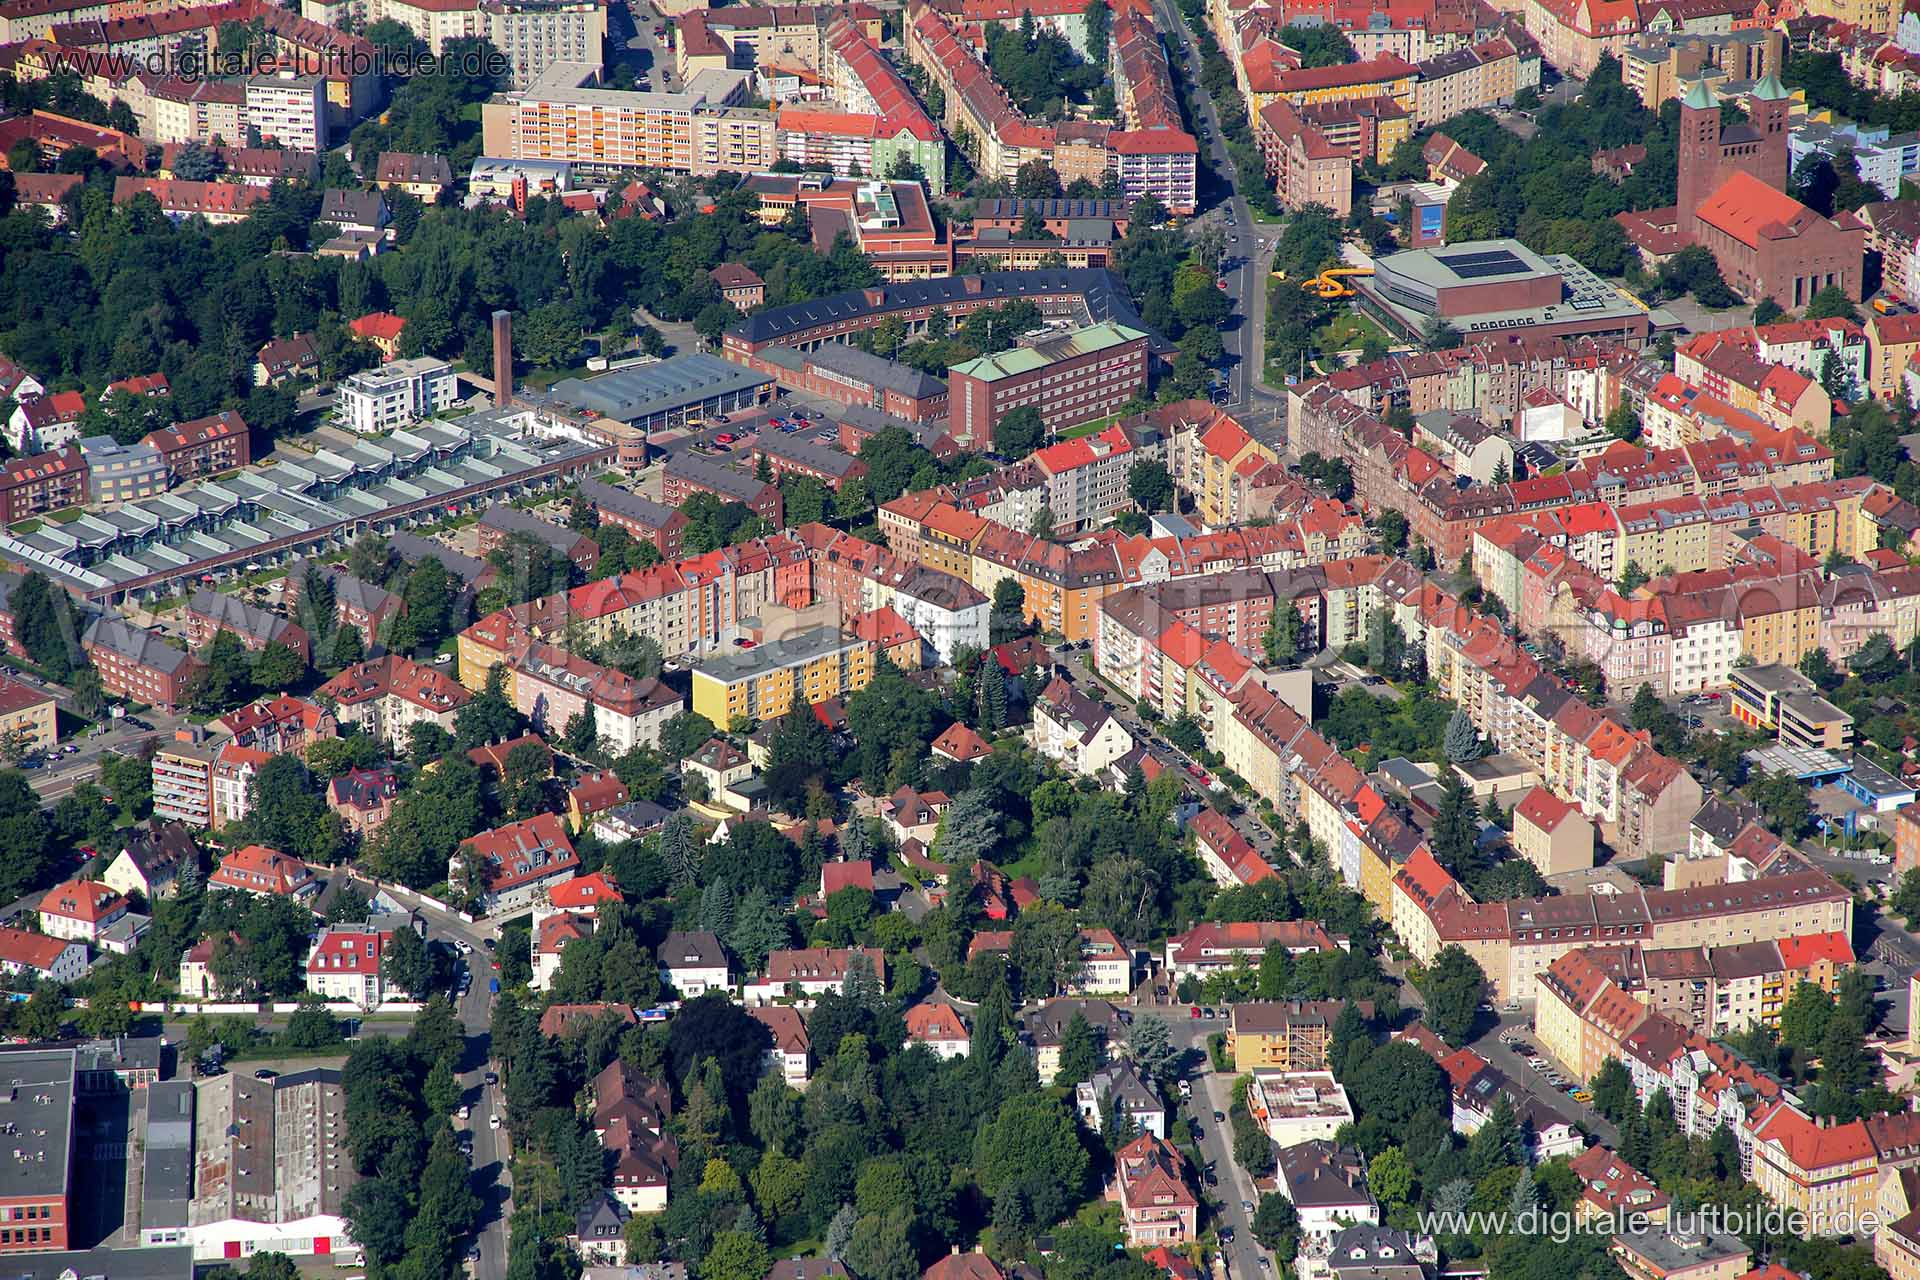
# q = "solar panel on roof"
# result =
<box><xmin>1437</xmin><ymin>249</ymin><xmax>1527</xmax><ymax>278</ymax></box>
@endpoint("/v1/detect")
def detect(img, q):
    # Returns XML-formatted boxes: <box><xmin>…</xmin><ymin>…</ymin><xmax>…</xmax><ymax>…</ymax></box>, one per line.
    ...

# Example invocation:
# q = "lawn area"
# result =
<box><xmin>1313</xmin><ymin>310</ymin><xmax>1391</xmax><ymax>353</ymax></box>
<box><xmin>1056</xmin><ymin>412</ymin><xmax>1126</xmax><ymax>440</ymax></box>
<box><xmin>522</xmin><ymin>365</ymin><xmax>585</xmax><ymax>392</ymax></box>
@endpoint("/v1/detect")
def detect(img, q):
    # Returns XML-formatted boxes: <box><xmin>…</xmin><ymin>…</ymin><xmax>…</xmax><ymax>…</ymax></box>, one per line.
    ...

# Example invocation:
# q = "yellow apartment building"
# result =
<box><xmin>0</xmin><ymin>677</ymin><xmax>57</xmax><ymax>755</ymax></box>
<box><xmin>690</xmin><ymin>624</ymin><xmax>875</xmax><ymax>724</ymax></box>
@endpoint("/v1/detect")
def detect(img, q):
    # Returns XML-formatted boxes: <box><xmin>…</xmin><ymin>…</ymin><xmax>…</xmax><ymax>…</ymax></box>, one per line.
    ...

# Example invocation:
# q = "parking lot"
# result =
<box><xmin>1497</xmin><ymin>1024</ymin><xmax>1593</xmax><ymax>1106</ymax></box>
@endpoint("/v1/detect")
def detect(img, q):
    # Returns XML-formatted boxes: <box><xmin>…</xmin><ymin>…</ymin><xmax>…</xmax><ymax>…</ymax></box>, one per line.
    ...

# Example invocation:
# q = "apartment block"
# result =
<box><xmin>336</xmin><ymin>357</ymin><xmax>458</xmax><ymax>434</ymax></box>
<box><xmin>244</xmin><ymin>73</ymin><xmax>329</xmax><ymax>152</ymax></box>
<box><xmin>689</xmin><ymin>624</ymin><xmax>874</xmax><ymax>724</ymax></box>
<box><xmin>480</xmin><ymin>63</ymin><xmax>772</xmax><ymax>174</ymax></box>
<box><xmin>947</xmin><ymin>322</ymin><xmax>1149</xmax><ymax>450</ymax></box>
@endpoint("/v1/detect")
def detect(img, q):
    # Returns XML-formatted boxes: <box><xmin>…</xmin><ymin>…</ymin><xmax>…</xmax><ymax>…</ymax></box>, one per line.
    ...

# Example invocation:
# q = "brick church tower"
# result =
<box><xmin>1676</xmin><ymin>74</ymin><xmax>1792</xmax><ymax>224</ymax></box>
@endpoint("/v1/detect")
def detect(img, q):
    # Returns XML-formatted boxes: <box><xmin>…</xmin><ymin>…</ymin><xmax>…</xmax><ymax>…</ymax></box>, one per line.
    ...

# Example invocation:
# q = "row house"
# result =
<box><xmin>456</xmin><ymin>535</ymin><xmax>814</xmax><ymax>684</ymax></box>
<box><xmin>508</xmin><ymin>643</ymin><xmax>684</xmax><ymax>755</ymax></box>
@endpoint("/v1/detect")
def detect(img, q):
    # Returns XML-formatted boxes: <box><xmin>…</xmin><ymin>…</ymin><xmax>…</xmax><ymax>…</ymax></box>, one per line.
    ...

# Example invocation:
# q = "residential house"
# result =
<box><xmin>305</xmin><ymin>923</ymin><xmax>399</xmax><ymax>1008</ymax></box>
<box><xmin>1278</xmin><ymin>1141</ymin><xmax>1378</xmax><ymax>1240</ymax></box>
<box><xmin>1030</xmin><ymin>674</ymin><xmax>1136</xmax><ymax>775</ymax></box>
<box><xmin>453</xmin><ymin>813</ymin><xmax>581</xmax><ymax>915</ymax></box>
<box><xmin>745</xmin><ymin>947</ymin><xmax>887</xmax><ymax>1005</ymax></box>
<box><xmin>39</xmin><ymin>879</ymin><xmax>128</xmax><ymax>942</ymax></box>
<box><xmin>1113</xmin><ymin>1133</ymin><xmax>1198</xmax><ymax>1246</ymax></box>
<box><xmin>209</xmin><ymin>845</ymin><xmax>318</xmax><ymax>899</ymax></box>
<box><xmin>326</xmin><ymin>765</ymin><xmax>399</xmax><ymax>839</ymax></box>
<box><xmin>905</xmin><ymin>1002</ymin><xmax>971</xmax><ymax>1058</ymax></box>
<box><xmin>749</xmin><ymin>1004</ymin><xmax>813</xmax><ymax>1087</ymax></box>
<box><xmin>100</xmin><ymin>819</ymin><xmax>196</xmax><ymax>902</ymax></box>
<box><xmin>658</xmin><ymin>931</ymin><xmax>731</xmax><ymax>997</ymax></box>
<box><xmin>0</xmin><ymin>926</ymin><xmax>86</xmax><ymax>985</ymax></box>
<box><xmin>1076</xmin><ymin>1061</ymin><xmax>1167</xmax><ymax>1138</ymax></box>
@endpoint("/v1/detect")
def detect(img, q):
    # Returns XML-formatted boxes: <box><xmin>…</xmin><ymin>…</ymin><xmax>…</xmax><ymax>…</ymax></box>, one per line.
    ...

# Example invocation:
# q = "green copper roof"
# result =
<box><xmin>1682</xmin><ymin>80</ymin><xmax>1717</xmax><ymax>111</ymax></box>
<box><xmin>1750</xmin><ymin>72</ymin><xmax>1789</xmax><ymax>100</ymax></box>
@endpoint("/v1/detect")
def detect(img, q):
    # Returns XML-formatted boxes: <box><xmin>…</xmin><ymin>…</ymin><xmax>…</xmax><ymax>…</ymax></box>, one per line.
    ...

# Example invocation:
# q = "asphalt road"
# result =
<box><xmin>1054</xmin><ymin>647</ymin><xmax>1284</xmax><ymax>856</ymax></box>
<box><xmin>346</xmin><ymin>876</ymin><xmax>513</xmax><ymax>1280</ymax></box>
<box><xmin>1153</xmin><ymin>0</ymin><xmax>1261</xmax><ymax>410</ymax></box>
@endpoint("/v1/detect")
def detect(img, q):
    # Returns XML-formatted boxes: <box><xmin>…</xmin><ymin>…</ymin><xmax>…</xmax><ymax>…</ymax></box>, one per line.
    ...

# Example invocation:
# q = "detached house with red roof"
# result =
<box><xmin>904</xmin><ymin>1002</ymin><xmax>970</xmax><ymax>1058</ymax></box>
<box><xmin>6</xmin><ymin>388</ymin><xmax>83</xmax><ymax>453</ymax></box>
<box><xmin>1162</xmin><ymin>920</ymin><xmax>1345</xmax><ymax>981</ymax></box>
<box><xmin>931</xmin><ymin>721</ymin><xmax>992</xmax><ymax>763</ymax></box>
<box><xmin>1112</xmin><ymin>1133</ymin><xmax>1197</xmax><ymax>1245</ymax></box>
<box><xmin>306</xmin><ymin>922</ymin><xmax>404</xmax><ymax>1008</ymax></box>
<box><xmin>0</xmin><ymin>925</ymin><xmax>86</xmax><ymax>984</ymax></box>
<box><xmin>209</xmin><ymin>845</ymin><xmax>318</xmax><ymax>900</ymax></box>
<box><xmin>820</xmin><ymin>859</ymin><xmax>876</xmax><ymax>900</ymax></box>
<box><xmin>39</xmin><ymin>879</ymin><xmax>128</xmax><ymax>943</ymax></box>
<box><xmin>348</xmin><ymin>311</ymin><xmax>407</xmax><ymax>359</ymax></box>
<box><xmin>454</xmin><ymin>812</ymin><xmax>580</xmax><ymax>916</ymax></box>
<box><xmin>745</xmin><ymin>946</ymin><xmax>887</xmax><ymax>1006</ymax></box>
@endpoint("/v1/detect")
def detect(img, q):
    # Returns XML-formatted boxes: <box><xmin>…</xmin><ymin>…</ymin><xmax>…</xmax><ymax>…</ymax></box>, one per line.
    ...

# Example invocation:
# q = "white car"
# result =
<box><xmin>458</xmin><ymin>1104</ymin><xmax>470</xmax><ymax>1121</ymax></box>
<box><xmin>489</xmin><ymin>1112</ymin><xmax>501</xmax><ymax>1130</ymax></box>
<box><xmin>456</xmin><ymin>940</ymin><xmax>473</xmax><ymax>955</ymax></box>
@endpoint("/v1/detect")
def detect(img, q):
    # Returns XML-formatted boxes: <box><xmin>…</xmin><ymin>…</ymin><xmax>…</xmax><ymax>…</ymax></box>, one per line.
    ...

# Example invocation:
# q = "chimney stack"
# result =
<box><xmin>492</xmin><ymin>310</ymin><xmax>513</xmax><ymax>408</ymax></box>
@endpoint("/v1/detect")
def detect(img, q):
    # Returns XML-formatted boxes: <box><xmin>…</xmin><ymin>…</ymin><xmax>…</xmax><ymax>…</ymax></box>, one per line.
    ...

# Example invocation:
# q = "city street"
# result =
<box><xmin>1152</xmin><ymin>0</ymin><xmax>1261</xmax><ymax>410</ymax></box>
<box><xmin>347</xmin><ymin>876</ymin><xmax>513</xmax><ymax>1280</ymax></box>
<box><xmin>1054</xmin><ymin>646</ymin><xmax>1286</xmax><ymax>856</ymax></box>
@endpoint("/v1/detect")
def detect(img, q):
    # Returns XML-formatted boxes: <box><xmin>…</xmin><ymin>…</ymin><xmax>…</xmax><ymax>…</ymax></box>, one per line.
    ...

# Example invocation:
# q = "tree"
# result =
<box><xmin>996</xmin><ymin>405</ymin><xmax>1046</xmax><ymax>458</ymax></box>
<box><xmin>1015</xmin><ymin>159</ymin><xmax>1064</xmax><ymax>200</ymax></box>
<box><xmin>1127</xmin><ymin>460</ymin><xmax>1173</xmax><ymax>513</ymax></box>
<box><xmin>1443</xmin><ymin>710</ymin><xmax>1482</xmax><ymax>762</ymax></box>
<box><xmin>283</xmin><ymin>995</ymin><xmax>344</xmax><ymax>1050</ymax></box>
<box><xmin>1779</xmin><ymin>981</ymin><xmax>1834</xmax><ymax>1050</ymax></box>
<box><xmin>1277</xmin><ymin>22</ymin><xmax>1356</xmax><ymax>66</ymax></box>
<box><xmin>1369</xmin><ymin>1146</ymin><xmax>1414</xmax><ymax>1210</ymax></box>
<box><xmin>1467</xmin><ymin>1091</ymin><xmax>1523</xmax><ymax>1175</ymax></box>
<box><xmin>1376</xmin><ymin>509</ymin><xmax>1409</xmax><ymax>556</ymax></box>
<box><xmin>12</xmin><ymin>572</ymin><xmax>80</xmax><ymax>678</ymax></box>
<box><xmin>1415</xmin><ymin>945</ymin><xmax>1485</xmax><ymax>1045</ymax></box>
<box><xmin>1251</xmin><ymin>1193</ymin><xmax>1300</xmax><ymax>1255</ymax></box>
<box><xmin>252</xmin><ymin>641</ymin><xmax>306</xmax><ymax>690</ymax></box>
<box><xmin>991</xmin><ymin>578</ymin><xmax>1028</xmax><ymax>645</ymax></box>
<box><xmin>973</xmin><ymin>1092</ymin><xmax>1090</xmax><ymax>1227</ymax></box>
<box><xmin>1054</xmin><ymin>1012</ymin><xmax>1104</xmax><ymax>1085</ymax></box>
<box><xmin>1126</xmin><ymin>1014</ymin><xmax>1177</xmax><ymax>1084</ymax></box>
<box><xmin>701</xmin><ymin>1231</ymin><xmax>771</xmax><ymax>1280</ymax></box>
<box><xmin>382</xmin><ymin>925</ymin><xmax>436</xmax><ymax>998</ymax></box>
<box><xmin>1263</xmin><ymin>602</ymin><xmax>1306</xmax><ymax>666</ymax></box>
<box><xmin>1429</xmin><ymin>772</ymin><xmax>1481</xmax><ymax>880</ymax></box>
<box><xmin>1590</xmin><ymin>1057</ymin><xmax>1634</xmax><ymax>1122</ymax></box>
<box><xmin>1806</xmin><ymin>284</ymin><xmax>1861</xmax><ymax>322</ymax></box>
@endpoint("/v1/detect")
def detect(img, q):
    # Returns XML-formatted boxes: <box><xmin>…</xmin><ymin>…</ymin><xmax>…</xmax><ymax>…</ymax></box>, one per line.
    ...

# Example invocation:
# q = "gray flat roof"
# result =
<box><xmin>142</xmin><ymin>1080</ymin><xmax>194</xmax><ymax>1230</ymax></box>
<box><xmin>691</xmin><ymin>624</ymin><xmax>862</xmax><ymax>683</ymax></box>
<box><xmin>1731</xmin><ymin>663</ymin><xmax>1815</xmax><ymax>696</ymax></box>
<box><xmin>548</xmin><ymin>354</ymin><xmax>773</xmax><ymax>423</ymax></box>
<box><xmin>0</xmin><ymin>1048</ymin><xmax>75</xmax><ymax>1199</ymax></box>
<box><xmin>0</xmin><ymin>1246</ymin><xmax>194</xmax><ymax>1280</ymax></box>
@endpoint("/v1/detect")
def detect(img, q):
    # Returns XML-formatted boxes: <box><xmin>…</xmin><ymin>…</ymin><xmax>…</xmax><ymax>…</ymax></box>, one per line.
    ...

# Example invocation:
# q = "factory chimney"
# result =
<box><xmin>492</xmin><ymin>310</ymin><xmax>513</xmax><ymax>408</ymax></box>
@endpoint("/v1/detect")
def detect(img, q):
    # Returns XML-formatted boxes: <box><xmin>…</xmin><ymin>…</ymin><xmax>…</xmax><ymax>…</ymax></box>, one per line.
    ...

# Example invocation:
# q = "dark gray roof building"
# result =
<box><xmin>84</xmin><ymin>617</ymin><xmax>198</xmax><ymax>676</ymax></box>
<box><xmin>0</xmin><ymin>1048</ymin><xmax>75</xmax><ymax>1201</ymax></box>
<box><xmin>142</xmin><ymin>1080</ymin><xmax>195</xmax><ymax>1238</ymax></box>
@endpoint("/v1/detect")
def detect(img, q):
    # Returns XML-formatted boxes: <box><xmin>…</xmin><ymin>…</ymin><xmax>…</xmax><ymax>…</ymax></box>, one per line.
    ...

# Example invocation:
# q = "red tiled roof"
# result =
<box><xmin>1695</xmin><ymin>172</ymin><xmax>1821</xmax><ymax>250</ymax></box>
